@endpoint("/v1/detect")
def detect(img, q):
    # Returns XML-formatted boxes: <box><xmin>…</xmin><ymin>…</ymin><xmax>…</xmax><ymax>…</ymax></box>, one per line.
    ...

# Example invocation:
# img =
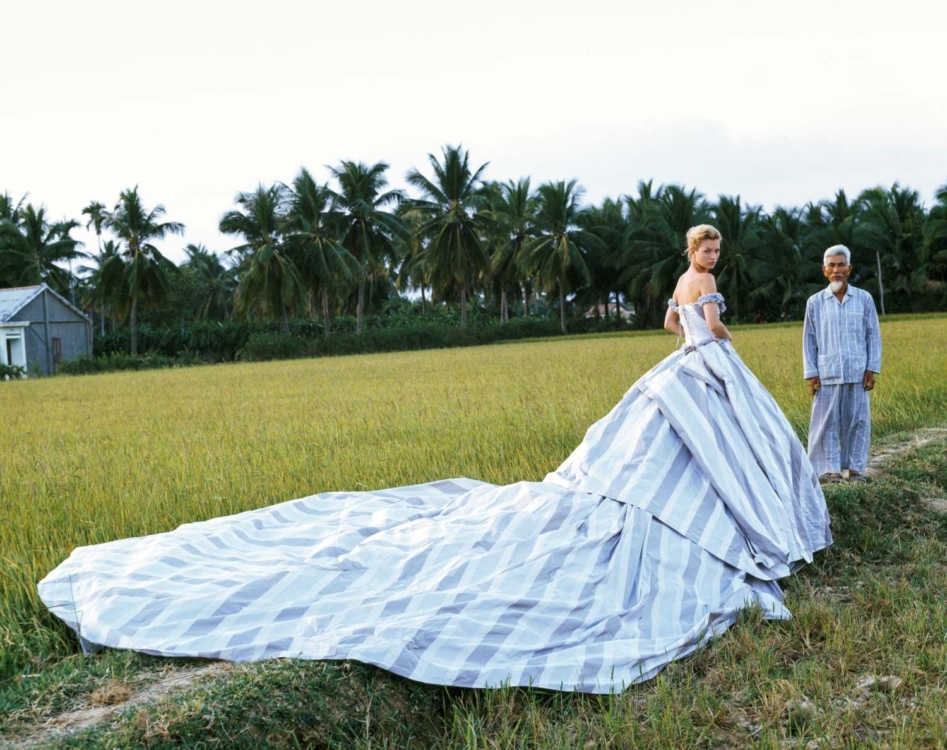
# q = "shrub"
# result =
<box><xmin>58</xmin><ymin>351</ymin><xmax>201</xmax><ymax>376</ymax></box>
<box><xmin>238</xmin><ymin>333</ymin><xmax>313</xmax><ymax>362</ymax></box>
<box><xmin>81</xmin><ymin>315</ymin><xmax>632</xmax><ymax>373</ymax></box>
<box><xmin>0</xmin><ymin>363</ymin><xmax>27</xmax><ymax>380</ymax></box>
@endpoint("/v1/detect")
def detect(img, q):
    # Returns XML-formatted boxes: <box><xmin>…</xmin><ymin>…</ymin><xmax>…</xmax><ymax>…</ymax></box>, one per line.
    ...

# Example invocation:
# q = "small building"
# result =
<box><xmin>583</xmin><ymin>302</ymin><xmax>634</xmax><ymax>320</ymax></box>
<box><xmin>0</xmin><ymin>284</ymin><xmax>92</xmax><ymax>376</ymax></box>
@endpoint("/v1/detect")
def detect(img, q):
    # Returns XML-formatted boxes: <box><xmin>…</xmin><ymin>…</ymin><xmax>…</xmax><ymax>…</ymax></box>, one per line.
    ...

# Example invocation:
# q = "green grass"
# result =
<box><xmin>883</xmin><ymin>439</ymin><xmax>947</xmax><ymax>496</ymax></box>
<box><xmin>1</xmin><ymin>316</ymin><xmax>946</xmax><ymax>748</ymax></box>
<box><xmin>4</xmin><ymin>467</ymin><xmax>947</xmax><ymax>748</ymax></box>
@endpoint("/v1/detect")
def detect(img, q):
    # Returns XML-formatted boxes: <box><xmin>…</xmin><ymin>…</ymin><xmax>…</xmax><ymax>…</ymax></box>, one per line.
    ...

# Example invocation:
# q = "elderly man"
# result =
<box><xmin>803</xmin><ymin>245</ymin><xmax>882</xmax><ymax>484</ymax></box>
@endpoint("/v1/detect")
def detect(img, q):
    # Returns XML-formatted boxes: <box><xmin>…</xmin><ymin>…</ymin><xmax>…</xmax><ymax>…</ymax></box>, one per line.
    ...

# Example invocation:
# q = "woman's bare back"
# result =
<box><xmin>673</xmin><ymin>269</ymin><xmax>717</xmax><ymax>306</ymax></box>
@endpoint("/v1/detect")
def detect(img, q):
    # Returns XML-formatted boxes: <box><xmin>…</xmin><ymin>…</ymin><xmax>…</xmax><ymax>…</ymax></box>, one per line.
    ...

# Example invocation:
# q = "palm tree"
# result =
<box><xmin>406</xmin><ymin>145</ymin><xmax>491</xmax><ymax>328</ymax></box>
<box><xmin>79</xmin><ymin>239</ymin><xmax>124</xmax><ymax>335</ymax></box>
<box><xmin>182</xmin><ymin>244</ymin><xmax>236</xmax><ymax>320</ymax></box>
<box><xmin>579</xmin><ymin>197</ymin><xmax>627</xmax><ymax>324</ymax></box>
<box><xmin>754</xmin><ymin>207</ymin><xmax>822</xmax><ymax>319</ymax></box>
<box><xmin>711</xmin><ymin>195</ymin><xmax>761</xmax><ymax>322</ymax></box>
<box><xmin>0</xmin><ymin>192</ymin><xmax>28</xmax><ymax>285</ymax></box>
<box><xmin>106</xmin><ymin>186</ymin><xmax>184</xmax><ymax>354</ymax></box>
<box><xmin>220</xmin><ymin>184</ymin><xmax>301</xmax><ymax>332</ymax></box>
<box><xmin>812</xmin><ymin>190</ymin><xmax>868</xmax><ymax>255</ymax></box>
<box><xmin>808</xmin><ymin>189</ymin><xmax>877</xmax><ymax>304</ymax></box>
<box><xmin>0</xmin><ymin>203</ymin><xmax>85</xmax><ymax>295</ymax></box>
<box><xmin>858</xmin><ymin>183</ymin><xmax>927</xmax><ymax>313</ymax></box>
<box><xmin>393</xmin><ymin>204</ymin><xmax>431</xmax><ymax>314</ymax></box>
<box><xmin>820</xmin><ymin>189</ymin><xmax>858</xmax><ymax>230</ymax></box>
<box><xmin>619</xmin><ymin>183</ymin><xmax>709</xmax><ymax>328</ymax></box>
<box><xmin>82</xmin><ymin>201</ymin><xmax>108</xmax><ymax>254</ymax></box>
<box><xmin>487</xmin><ymin>178</ymin><xmax>536</xmax><ymax>322</ymax></box>
<box><xmin>0</xmin><ymin>191</ymin><xmax>26</xmax><ymax>222</ymax></box>
<box><xmin>81</xmin><ymin>200</ymin><xmax>111</xmax><ymax>328</ymax></box>
<box><xmin>924</xmin><ymin>181</ymin><xmax>947</xmax><ymax>284</ymax></box>
<box><xmin>520</xmin><ymin>180</ymin><xmax>604</xmax><ymax>334</ymax></box>
<box><xmin>283</xmin><ymin>169</ymin><xmax>360</xmax><ymax>336</ymax></box>
<box><xmin>328</xmin><ymin>161</ymin><xmax>406</xmax><ymax>333</ymax></box>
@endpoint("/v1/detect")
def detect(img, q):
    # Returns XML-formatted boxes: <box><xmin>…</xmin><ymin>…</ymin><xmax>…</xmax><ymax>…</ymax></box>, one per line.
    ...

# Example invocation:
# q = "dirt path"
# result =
<box><xmin>865</xmin><ymin>427</ymin><xmax>947</xmax><ymax>513</ymax></box>
<box><xmin>2</xmin><ymin>663</ymin><xmax>232</xmax><ymax>749</ymax></box>
<box><xmin>865</xmin><ymin>427</ymin><xmax>947</xmax><ymax>473</ymax></box>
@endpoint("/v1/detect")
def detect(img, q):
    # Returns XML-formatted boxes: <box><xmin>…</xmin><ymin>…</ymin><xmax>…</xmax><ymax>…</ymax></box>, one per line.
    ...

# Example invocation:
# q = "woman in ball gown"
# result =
<box><xmin>40</xmin><ymin>225</ymin><xmax>831</xmax><ymax>694</ymax></box>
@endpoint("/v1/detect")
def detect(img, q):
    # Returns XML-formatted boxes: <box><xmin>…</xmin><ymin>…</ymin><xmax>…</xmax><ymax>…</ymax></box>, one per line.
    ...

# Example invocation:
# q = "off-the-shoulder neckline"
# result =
<box><xmin>668</xmin><ymin>293</ymin><xmax>726</xmax><ymax>309</ymax></box>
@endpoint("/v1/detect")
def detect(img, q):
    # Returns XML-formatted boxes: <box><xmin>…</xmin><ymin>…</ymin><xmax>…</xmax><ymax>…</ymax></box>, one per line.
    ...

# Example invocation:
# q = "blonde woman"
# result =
<box><xmin>664</xmin><ymin>224</ymin><xmax>732</xmax><ymax>343</ymax></box>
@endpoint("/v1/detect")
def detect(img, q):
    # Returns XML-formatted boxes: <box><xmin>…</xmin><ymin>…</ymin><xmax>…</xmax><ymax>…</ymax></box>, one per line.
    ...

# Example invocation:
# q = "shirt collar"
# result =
<box><xmin>821</xmin><ymin>285</ymin><xmax>852</xmax><ymax>302</ymax></box>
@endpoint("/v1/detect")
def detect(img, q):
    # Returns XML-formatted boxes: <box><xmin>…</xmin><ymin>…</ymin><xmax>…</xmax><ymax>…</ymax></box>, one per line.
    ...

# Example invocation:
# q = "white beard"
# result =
<box><xmin>829</xmin><ymin>280</ymin><xmax>845</xmax><ymax>293</ymax></box>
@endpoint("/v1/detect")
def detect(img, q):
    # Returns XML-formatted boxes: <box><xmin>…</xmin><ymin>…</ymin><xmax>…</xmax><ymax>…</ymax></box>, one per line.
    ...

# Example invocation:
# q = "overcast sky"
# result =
<box><xmin>3</xmin><ymin>0</ymin><xmax>945</xmax><ymax>264</ymax></box>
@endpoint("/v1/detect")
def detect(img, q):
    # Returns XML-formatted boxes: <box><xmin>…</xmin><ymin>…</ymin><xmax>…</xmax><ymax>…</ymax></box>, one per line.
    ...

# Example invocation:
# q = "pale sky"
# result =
<box><xmin>3</xmin><ymin>0</ymin><xmax>945</xmax><ymax>265</ymax></box>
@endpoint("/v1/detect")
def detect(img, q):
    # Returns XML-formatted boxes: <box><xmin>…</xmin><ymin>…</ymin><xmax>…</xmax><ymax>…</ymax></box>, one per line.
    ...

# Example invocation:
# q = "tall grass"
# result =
<box><xmin>1</xmin><ymin>317</ymin><xmax>945</xmax><ymax>683</ymax></box>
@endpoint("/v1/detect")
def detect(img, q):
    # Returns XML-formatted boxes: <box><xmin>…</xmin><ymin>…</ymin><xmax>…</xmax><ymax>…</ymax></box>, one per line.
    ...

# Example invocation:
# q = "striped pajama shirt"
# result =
<box><xmin>802</xmin><ymin>285</ymin><xmax>882</xmax><ymax>476</ymax></box>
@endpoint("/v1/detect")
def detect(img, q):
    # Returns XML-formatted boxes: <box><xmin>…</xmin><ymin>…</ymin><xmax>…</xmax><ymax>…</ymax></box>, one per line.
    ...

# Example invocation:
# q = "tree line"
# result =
<box><xmin>2</xmin><ymin>145</ymin><xmax>945</xmax><ymax>355</ymax></box>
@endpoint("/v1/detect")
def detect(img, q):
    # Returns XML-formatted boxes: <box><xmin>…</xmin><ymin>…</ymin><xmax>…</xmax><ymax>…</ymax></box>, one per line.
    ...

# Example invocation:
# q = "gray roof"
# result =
<box><xmin>0</xmin><ymin>284</ymin><xmax>91</xmax><ymax>323</ymax></box>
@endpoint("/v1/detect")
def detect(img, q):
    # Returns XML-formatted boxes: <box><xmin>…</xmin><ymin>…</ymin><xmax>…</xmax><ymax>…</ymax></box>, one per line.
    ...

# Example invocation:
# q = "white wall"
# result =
<box><xmin>0</xmin><ymin>327</ymin><xmax>28</xmax><ymax>374</ymax></box>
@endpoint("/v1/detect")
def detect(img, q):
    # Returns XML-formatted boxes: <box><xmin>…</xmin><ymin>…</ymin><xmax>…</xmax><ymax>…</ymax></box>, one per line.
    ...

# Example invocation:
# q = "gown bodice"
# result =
<box><xmin>668</xmin><ymin>293</ymin><xmax>727</xmax><ymax>349</ymax></box>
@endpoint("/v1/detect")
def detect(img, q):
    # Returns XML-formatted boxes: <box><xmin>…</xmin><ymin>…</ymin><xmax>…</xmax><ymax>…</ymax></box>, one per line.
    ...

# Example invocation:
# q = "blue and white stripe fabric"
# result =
<box><xmin>808</xmin><ymin>383</ymin><xmax>871</xmax><ymax>475</ymax></box>
<box><xmin>39</xmin><ymin>295</ymin><xmax>832</xmax><ymax>694</ymax></box>
<box><xmin>803</xmin><ymin>286</ymin><xmax>881</xmax><ymax>384</ymax></box>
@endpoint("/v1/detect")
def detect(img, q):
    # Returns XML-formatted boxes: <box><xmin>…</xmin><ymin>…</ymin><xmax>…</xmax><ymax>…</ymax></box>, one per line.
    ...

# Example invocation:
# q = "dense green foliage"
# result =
<box><xmin>0</xmin><ymin>362</ymin><xmax>26</xmax><ymax>379</ymax></box>
<box><xmin>58</xmin><ymin>352</ymin><xmax>201</xmax><ymax>375</ymax></box>
<box><xmin>235</xmin><ymin>317</ymin><xmax>584</xmax><ymax>362</ymax></box>
<box><xmin>2</xmin><ymin>151</ymin><xmax>946</xmax><ymax>364</ymax></box>
<box><xmin>81</xmin><ymin>308</ymin><xmax>621</xmax><ymax>366</ymax></box>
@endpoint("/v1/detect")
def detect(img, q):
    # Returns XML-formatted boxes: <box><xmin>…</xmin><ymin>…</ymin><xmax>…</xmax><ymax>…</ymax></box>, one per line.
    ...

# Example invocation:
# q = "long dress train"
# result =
<box><xmin>38</xmin><ymin>295</ymin><xmax>831</xmax><ymax>693</ymax></box>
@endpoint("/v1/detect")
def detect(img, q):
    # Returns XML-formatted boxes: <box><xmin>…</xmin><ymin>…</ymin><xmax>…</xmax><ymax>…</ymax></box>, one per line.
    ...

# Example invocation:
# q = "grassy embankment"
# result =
<box><xmin>1</xmin><ymin>315</ymin><xmax>946</xmax><ymax>748</ymax></box>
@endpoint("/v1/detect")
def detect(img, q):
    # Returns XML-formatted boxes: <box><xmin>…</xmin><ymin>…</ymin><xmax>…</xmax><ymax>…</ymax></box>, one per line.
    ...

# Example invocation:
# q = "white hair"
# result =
<box><xmin>823</xmin><ymin>245</ymin><xmax>851</xmax><ymax>265</ymax></box>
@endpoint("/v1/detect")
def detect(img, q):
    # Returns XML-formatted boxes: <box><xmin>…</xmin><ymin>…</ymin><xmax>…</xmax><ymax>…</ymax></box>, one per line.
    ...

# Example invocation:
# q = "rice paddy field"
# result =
<box><xmin>1</xmin><ymin>315</ymin><xmax>946</xmax><ymax>748</ymax></box>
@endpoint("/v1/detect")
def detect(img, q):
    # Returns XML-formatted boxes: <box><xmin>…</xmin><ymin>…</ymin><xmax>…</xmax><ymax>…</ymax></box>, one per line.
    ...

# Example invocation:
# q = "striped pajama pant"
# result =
<box><xmin>808</xmin><ymin>383</ymin><xmax>871</xmax><ymax>476</ymax></box>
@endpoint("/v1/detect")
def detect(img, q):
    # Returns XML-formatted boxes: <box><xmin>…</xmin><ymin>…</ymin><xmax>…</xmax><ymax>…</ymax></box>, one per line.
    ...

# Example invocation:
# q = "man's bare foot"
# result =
<box><xmin>819</xmin><ymin>473</ymin><xmax>843</xmax><ymax>485</ymax></box>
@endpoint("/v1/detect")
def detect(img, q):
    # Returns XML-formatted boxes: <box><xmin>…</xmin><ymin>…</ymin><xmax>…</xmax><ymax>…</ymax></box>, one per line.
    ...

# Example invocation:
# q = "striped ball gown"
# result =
<box><xmin>39</xmin><ymin>295</ymin><xmax>832</xmax><ymax>693</ymax></box>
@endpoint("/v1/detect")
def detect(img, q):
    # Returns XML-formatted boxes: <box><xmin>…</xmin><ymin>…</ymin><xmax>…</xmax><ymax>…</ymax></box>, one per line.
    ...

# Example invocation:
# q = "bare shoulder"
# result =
<box><xmin>674</xmin><ymin>270</ymin><xmax>716</xmax><ymax>305</ymax></box>
<box><xmin>698</xmin><ymin>273</ymin><xmax>718</xmax><ymax>294</ymax></box>
<box><xmin>670</xmin><ymin>275</ymin><xmax>687</xmax><ymax>304</ymax></box>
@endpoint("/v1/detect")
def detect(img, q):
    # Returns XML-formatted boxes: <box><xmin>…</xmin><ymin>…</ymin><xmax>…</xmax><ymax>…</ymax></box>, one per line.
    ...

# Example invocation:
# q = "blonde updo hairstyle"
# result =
<box><xmin>684</xmin><ymin>224</ymin><xmax>722</xmax><ymax>258</ymax></box>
